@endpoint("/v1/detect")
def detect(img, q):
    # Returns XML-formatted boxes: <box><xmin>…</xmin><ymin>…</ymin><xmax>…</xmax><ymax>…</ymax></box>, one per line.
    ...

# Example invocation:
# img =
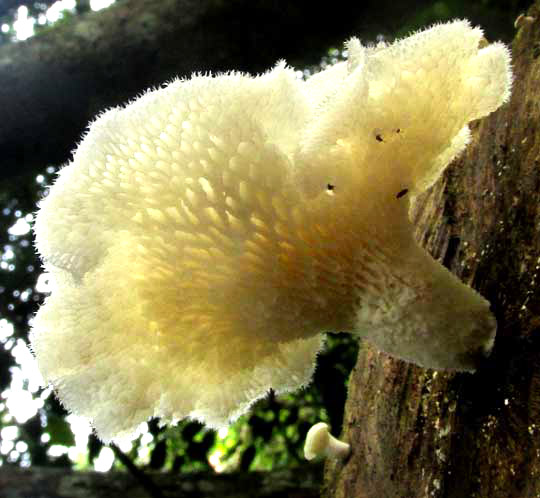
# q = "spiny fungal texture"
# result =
<box><xmin>32</xmin><ymin>20</ymin><xmax>511</xmax><ymax>441</ymax></box>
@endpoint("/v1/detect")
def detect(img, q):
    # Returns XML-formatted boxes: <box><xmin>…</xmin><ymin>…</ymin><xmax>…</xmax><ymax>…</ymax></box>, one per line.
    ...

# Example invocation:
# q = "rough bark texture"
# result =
<box><xmin>0</xmin><ymin>464</ymin><xmax>322</xmax><ymax>498</ymax></box>
<box><xmin>324</xmin><ymin>3</ymin><xmax>540</xmax><ymax>498</ymax></box>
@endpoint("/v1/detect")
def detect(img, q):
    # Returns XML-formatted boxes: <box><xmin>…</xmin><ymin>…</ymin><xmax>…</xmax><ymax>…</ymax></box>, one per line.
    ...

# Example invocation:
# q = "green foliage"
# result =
<box><xmin>45</xmin><ymin>415</ymin><xmax>76</xmax><ymax>447</ymax></box>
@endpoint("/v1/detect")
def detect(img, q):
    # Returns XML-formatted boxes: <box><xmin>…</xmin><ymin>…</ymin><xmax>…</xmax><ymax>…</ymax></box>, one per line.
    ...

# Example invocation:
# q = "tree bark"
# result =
<box><xmin>0</xmin><ymin>464</ymin><xmax>322</xmax><ymax>498</ymax></box>
<box><xmin>324</xmin><ymin>3</ymin><xmax>540</xmax><ymax>498</ymax></box>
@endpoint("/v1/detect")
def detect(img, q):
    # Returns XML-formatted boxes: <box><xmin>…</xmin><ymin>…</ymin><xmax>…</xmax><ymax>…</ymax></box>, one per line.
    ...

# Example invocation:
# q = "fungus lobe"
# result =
<box><xmin>31</xmin><ymin>21</ymin><xmax>511</xmax><ymax>441</ymax></box>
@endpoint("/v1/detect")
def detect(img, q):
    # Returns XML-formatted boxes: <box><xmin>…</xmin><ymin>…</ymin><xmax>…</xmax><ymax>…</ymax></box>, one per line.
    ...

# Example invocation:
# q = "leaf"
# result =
<box><xmin>46</xmin><ymin>415</ymin><xmax>75</xmax><ymax>447</ymax></box>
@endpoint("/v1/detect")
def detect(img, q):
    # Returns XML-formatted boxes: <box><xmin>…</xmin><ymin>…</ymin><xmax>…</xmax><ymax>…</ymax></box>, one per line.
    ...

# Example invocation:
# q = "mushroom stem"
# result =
<box><xmin>325</xmin><ymin>434</ymin><xmax>351</xmax><ymax>460</ymax></box>
<box><xmin>304</xmin><ymin>422</ymin><xmax>351</xmax><ymax>461</ymax></box>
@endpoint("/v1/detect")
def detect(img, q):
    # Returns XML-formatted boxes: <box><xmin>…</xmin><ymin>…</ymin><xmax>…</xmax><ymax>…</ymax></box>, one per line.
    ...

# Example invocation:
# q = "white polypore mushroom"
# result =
<box><xmin>304</xmin><ymin>422</ymin><xmax>351</xmax><ymax>461</ymax></box>
<box><xmin>31</xmin><ymin>20</ymin><xmax>512</xmax><ymax>442</ymax></box>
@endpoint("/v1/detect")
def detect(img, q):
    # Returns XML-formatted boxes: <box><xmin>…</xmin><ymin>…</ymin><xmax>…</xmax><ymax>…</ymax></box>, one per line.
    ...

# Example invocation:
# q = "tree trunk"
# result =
<box><xmin>0</xmin><ymin>464</ymin><xmax>322</xmax><ymax>498</ymax></box>
<box><xmin>324</xmin><ymin>3</ymin><xmax>540</xmax><ymax>498</ymax></box>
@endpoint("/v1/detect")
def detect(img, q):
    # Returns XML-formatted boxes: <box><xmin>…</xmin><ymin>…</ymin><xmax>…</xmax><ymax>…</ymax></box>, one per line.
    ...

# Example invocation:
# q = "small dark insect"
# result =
<box><xmin>327</xmin><ymin>184</ymin><xmax>335</xmax><ymax>191</ymax></box>
<box><xmin>396</xmin><ymin>188</ymin><xmax>408</xmax><ymax>199</ymax></box>
<box><xmin>375</xmin><ymin>134</ymin><xmax>384</xmax><ymax>142</ymax></box>
<box><xmin>396</xmin><ymin>128</ymin><xmax>401</xmax><ymax>133</ymax></box>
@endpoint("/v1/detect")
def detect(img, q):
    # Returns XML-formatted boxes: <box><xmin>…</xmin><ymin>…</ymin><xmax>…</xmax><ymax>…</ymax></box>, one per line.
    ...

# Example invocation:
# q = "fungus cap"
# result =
<box><xmin>304</xmin><ymin>422</ymin><xmax>350</xmax><ymax>460</ymax></box>
<box><xmin>304</xmin><ymin>422</ymin><xmax>331</xmax><ymax>460</ymax></box>
<box><xmin>31</xmin><ymin>20</ymin><xmax>511</xmax><ymax>442</ymax></box>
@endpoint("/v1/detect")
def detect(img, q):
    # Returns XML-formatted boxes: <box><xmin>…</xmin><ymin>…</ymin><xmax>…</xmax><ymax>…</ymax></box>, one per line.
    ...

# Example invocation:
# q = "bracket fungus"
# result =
<box><xmin>31</xmin><ymin>21</ymin><xmax>511</xmax><ymax>442</ymax></box>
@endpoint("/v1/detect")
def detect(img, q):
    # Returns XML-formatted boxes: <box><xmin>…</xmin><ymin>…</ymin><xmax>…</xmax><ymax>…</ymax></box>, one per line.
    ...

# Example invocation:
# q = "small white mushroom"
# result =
<box><xmin>304</xmin><ymin>422</ymin><xmax>351</xmax><ymax>461</ymax></box>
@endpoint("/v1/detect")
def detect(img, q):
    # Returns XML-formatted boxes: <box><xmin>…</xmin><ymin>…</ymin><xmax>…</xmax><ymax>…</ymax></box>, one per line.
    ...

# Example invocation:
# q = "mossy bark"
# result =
<box><xmin>324</xmin><ymin>3</ymin><xmax>540</xmax><ymax>498</ymax></box>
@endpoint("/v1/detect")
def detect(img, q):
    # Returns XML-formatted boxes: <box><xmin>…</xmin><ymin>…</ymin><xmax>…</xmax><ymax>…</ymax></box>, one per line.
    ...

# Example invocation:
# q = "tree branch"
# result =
<box><xmin>0</xmin><ymin>463</ymin><xmax>323</xmax><ymax>498</ymax></box>
<box><xmin>110</xmin><ymin>443</ymin><xmax>163</xmax><ymax>498</ymax></box>
<box><xmin>0</xmin><ymin>0</ymin><xmax>378</xmax><ymax>182</ymax></box>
